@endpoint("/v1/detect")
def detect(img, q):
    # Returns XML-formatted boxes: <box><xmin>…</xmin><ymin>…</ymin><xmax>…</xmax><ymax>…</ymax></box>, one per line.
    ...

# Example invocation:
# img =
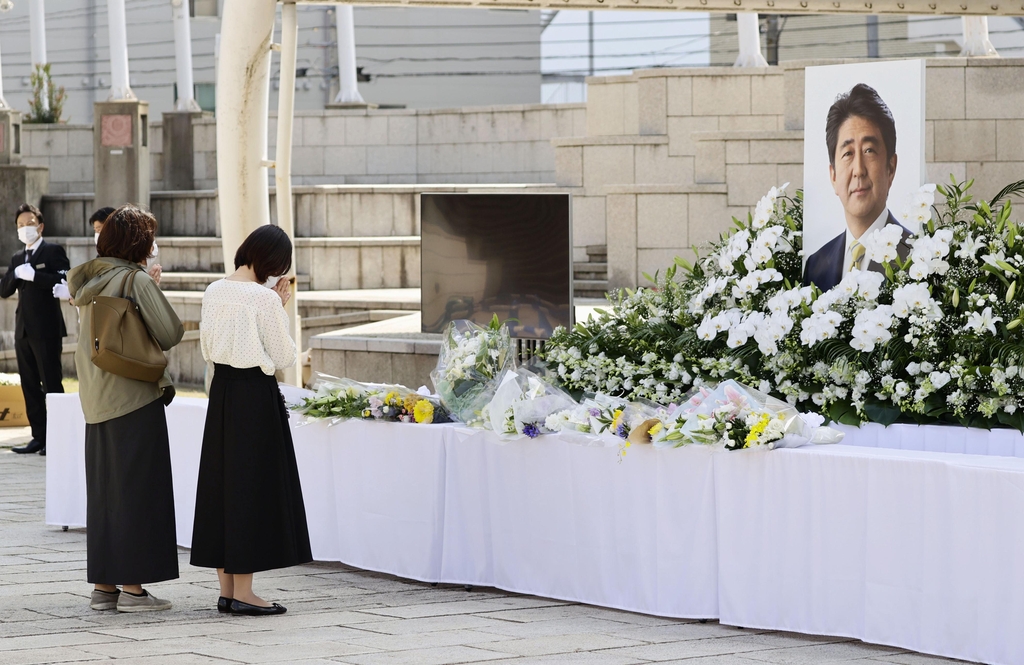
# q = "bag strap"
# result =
<box><xmin>118</xmin><ymin>268</ymin><xmax>140</xmax><ymax>300</ymax></box>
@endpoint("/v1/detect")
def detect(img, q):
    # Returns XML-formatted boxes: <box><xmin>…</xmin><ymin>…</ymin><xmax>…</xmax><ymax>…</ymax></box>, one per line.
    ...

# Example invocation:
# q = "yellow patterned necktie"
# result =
<box><xmin>849</xmin><ymin>240</ymin><xmax>865</xmax><ymax>272</ymax></box>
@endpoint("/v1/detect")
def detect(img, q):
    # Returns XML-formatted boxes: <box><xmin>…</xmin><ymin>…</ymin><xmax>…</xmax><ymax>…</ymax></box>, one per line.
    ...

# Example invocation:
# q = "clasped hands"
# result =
<box><xmin>13</xmin><ymin>263</ymin><xmax>35</xmax><ymax>282</ymax></box>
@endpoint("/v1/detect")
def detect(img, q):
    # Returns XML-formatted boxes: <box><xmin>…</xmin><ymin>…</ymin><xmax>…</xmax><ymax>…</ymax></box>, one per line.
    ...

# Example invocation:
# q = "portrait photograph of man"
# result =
<box><xmin>801</xmin><ymin>60</ymin><xmax>926</xmax><ymax>294</ymax></box>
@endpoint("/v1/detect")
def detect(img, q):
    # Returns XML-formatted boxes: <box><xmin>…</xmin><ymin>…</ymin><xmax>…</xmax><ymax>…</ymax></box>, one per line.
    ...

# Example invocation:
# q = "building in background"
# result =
<box><xmin>0</xmin><ymin>0</ymin><xmax>543</xmax><ymax>121</ymax></box>
<box><xmin>708</xmin><ymin>14</ymin><xmax>1024</xmax><ymax>65</ymax></box>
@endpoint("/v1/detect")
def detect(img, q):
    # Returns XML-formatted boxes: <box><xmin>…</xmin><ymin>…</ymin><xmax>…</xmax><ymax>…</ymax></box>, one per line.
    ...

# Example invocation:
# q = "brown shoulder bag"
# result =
<box><xmin>90</xmin><ymin>269</ymin><xmax>168</xmax><ymax>382</ymax></box>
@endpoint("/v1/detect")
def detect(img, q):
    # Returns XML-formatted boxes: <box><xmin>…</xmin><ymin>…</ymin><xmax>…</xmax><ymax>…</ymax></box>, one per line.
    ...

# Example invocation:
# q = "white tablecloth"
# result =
<box><xmin>838</xmin><ymin>421</ymin><xmax>1024</xmax><ymax>457</ymax></box>
<box><xmin>45</xmin><ymin>394</ymin><xmax>1024</xmax><ymax>664</ymax></box>
<box><xmin>714</xmin><ymin>444</ymin><xmax>1024</xmax><ymax>665</ymax></box>
<box><xmin>441</xmin><ymin>431</ymin><xmax>720</xmax><ymax>618</ymax></box>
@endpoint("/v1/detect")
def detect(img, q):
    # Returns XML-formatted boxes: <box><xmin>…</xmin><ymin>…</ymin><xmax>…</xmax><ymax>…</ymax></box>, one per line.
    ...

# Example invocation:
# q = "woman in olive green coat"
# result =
<box><xmin>66</xmin><ymin>204</ymin><xmax>184</xmax><ymax>613</ymax></box>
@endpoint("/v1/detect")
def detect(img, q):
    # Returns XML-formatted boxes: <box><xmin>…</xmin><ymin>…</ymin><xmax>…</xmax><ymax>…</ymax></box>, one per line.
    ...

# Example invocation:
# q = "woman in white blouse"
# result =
<box><xmin>191</xmin><ymin>225</ymin><xmax>312</xmax><ymax>617</ymax></box>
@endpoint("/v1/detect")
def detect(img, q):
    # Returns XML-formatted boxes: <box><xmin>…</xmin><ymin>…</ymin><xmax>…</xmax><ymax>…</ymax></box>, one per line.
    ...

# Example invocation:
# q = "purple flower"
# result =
<box><xmin>522</xmin><ymin>423</ymin><xmax>540</xmax><ymax>438</ymax></box>
<box><xmin>588</xmin><ymin>408</ymin><xmax>601</xmax><ymax>418</ymax></box>
<box><xmin>615</xmin><ymin>422</ymin><xmax>629</xmax><ymax>439</ymax></box>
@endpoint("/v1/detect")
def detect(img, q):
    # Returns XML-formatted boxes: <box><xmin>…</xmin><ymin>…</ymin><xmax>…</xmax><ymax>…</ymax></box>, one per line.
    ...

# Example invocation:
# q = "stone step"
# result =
<box><xmin>574</xmin><ymin>262</ymin><xmax>608</xmax><ymax>281</ymax></box>
<box><xmin>586</xmin><ymin>245</ymin><xmax>608</xmax><ymax>262</ymax></box>
<box><xmin>51</xmin><ymin>236</ymin><xmax>421</xmax><ymax>291</ymax></box>
<box><xmin>574</xmin><ymin>279</ymin><xmax>609</xmax><ymax>298</ymax></box>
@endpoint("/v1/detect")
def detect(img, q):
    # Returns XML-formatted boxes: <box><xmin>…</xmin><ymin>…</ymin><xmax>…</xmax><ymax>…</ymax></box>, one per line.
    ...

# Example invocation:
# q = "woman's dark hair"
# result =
<box><xmin>89</xmin><ymin>206</ymin><xmax>116</xmax><ymax>225</ymax></box>
<box><xmin>234</xmin><ymin>225</ymin><xmax>292</xmax><ymax>283</ymax></box>
<box><xmin>15</xmin><ymin>203</ymin><xmax>43</xmax><ymax>225</ymax></box>
<box><xmin>825</xmin><ymin>83</ymin><xmax>897</xmax><ymax>167</ymax></box>
<box><xmin>96</xmin><ymin>204</ymin><xmax>157</xmax><ymax>264</ymax></box>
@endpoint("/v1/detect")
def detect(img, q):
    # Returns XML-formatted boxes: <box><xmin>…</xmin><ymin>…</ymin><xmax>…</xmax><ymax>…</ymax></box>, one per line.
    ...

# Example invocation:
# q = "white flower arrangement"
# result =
<box><xmin>545</xmin><ymin>176</ymin><xmax>1024</xmax><ymax>432</ymax></box>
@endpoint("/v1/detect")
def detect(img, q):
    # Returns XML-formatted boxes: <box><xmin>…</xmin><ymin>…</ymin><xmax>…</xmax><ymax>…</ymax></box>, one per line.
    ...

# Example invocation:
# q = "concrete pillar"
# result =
<box><xmin>216</xmin><ymin>0</ymin><xmax>275</xmax><ymax>271</ymax></box>
<box><xmin>734</xmin><ymin>13</ymin><xmax>769</xmax><ymax>68</ymax></box>
<box><xmin>106</xmin><ymin>0</ymin><xmax>135</xmax><ymax>100</ymax></box>
<box><xmin>161</xmin><ymin>111</ymin><xmax>203</xmax><ymax>190</ymax></box>
<box><xmin>0</xmin><ymin>110</ymin><xmax>21</xmax><ymax>164</ymax></box>
<box><xmin>29</xmin><ymin>0</ymin><xmax>48</xmax><ymax>112</ymax></box>
<box><xmin>171</xmin><ymin>0</ymin><xmax>201</xmax><ymax>111</ymax></box>
<box><xmin>93</xmin><ymin>100</ymin><xmax>150</xmax><ymax>209</ymax></box>
<box><xmin>961</xmin><ymin>17</ymin><xmax>998</xmax><ymax>57</ymax></box>
<box><xmin>333</xmin><ymin>5</ymin><xmax>365</xmax><ymax>105</ymax></box>
<box><xmin>276</xmin><ymin>2</ymin><xmax>301</xmax><ymax>385</ymax></box>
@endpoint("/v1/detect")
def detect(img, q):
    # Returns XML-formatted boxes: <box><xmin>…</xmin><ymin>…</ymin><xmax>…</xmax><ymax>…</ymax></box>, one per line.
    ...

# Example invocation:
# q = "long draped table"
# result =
<box><xmin>45</xmin><ymin>392</ymin><xmax>1024</xmax><ymax>665</ymax></box>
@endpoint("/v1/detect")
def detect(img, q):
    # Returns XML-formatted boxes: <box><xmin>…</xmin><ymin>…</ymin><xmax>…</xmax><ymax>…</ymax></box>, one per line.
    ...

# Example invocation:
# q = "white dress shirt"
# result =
<box><xmin>200</xmin><ymin>279</ymin><xmax>296</xmax><ymax>376</ymax></box>
<box><xmin>24</xmin><ymin>236</ymin><xmax>42</xmax><ymax>259</ymax></box>
<box><xmin>842</xmin><ymin>208</ymin><xmax>890</xmax><ymax>274</ymax></box>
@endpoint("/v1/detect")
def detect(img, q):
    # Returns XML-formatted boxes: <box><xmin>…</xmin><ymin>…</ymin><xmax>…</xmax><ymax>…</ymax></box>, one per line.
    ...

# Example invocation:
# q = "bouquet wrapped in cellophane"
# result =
<box><xmin>643</xmin><ymin>380</ymin><xmax>843</xmax><ymax>450</ymax></box>
<box><xmin>292</xmin><ymin>374</ymin><xmax>451</xmax><ymax>425</ymax></box>
<box><xmin>485</xmin><ymin>367</ymin><xmax>578</xmax><ymax>439</ymax></box>
<box><xmin>431</xmin><ymin>315</ymin><xmax>514</xmax><ymax>426</ymax></box>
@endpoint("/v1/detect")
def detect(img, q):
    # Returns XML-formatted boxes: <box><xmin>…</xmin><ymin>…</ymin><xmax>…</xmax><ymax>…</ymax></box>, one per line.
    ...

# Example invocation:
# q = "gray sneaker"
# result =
<box><xmin>116</xmin><ymin>590</ymin><xmax>172</xmax><ymax>613</ymax></box>
<box><xmin>90</xmin><ymin>588</ymin><xmax>120</xmax><ymax>611</ymax></box>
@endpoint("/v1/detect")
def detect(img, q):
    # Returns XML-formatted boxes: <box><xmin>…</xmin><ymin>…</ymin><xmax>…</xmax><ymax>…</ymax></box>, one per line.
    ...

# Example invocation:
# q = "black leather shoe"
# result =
<box><xmin>12</xmin><ymin>439</ymin><xmax>44</xmax><ymax>454</ymax></box>
<box><xmin>38</xmin><ymin>447</ymin><xmax>45</xmax><ymax>456</ymax></box>
<box><xmin>217</xmin><ymin>596</ymin><xmax>232</xmax><ymax>613</ymax></box>
<box><xmin>229</xmin><ymin>599</ymin><xmax>287</xmax><ymax>616</ymax></box>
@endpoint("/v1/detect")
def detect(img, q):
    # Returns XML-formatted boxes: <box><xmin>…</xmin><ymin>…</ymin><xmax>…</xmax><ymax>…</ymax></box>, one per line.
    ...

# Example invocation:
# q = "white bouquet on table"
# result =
<box><xmin>485</xmin><ymin>367</ymin><xmax>578</xmax><ymax>439</ymax></box>
<box><xmin>647</xmin><ymin>380</ymin><xmax>843</xmax><ymax>451</ymax></box>
<box><xmin>431</xmin><ymin>315</ymin><xmax>514</xmax><ymax>426</ymax></box>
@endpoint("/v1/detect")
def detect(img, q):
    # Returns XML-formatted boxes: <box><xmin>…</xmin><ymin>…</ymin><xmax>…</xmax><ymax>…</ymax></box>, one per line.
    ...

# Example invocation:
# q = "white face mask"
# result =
<box><xmin>18</xmin><ymin>225</ymin><xmax>39</xmax><ymax>246</ymax></box>
<box><xmin>94</xmin><ymin>232</ymin><xmax>100</xmax><ymax>245</ymax></box>
<box><xmin>263</xmin><ymin>275</ymin><xmax>282</xmax><ymax>289</ymax></box>
<box><xmin>148</xmin><ymin>241</ymin><xmax>159</xmax><ymax>259</ymax></box>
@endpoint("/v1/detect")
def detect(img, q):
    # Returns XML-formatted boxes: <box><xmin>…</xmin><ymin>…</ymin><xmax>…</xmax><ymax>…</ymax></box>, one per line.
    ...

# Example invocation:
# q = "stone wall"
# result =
<box><xmin>21</xmin><ymin>125</ymin><xmax>94</xmax><ymax>194</ymax></box>
<box><xmin>270</xmin><ymin>104</ymin><xmax>583</xmax><ymax>186</ymax></box>
<box><xmin>23</xmin><ymin>104</ymin><xmax>584</xmax><ymax>195</ymax></box>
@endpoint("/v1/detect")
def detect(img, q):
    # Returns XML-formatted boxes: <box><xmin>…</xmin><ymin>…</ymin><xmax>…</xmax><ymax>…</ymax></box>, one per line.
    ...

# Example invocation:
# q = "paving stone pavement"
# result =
<box><xmin>0</xmin><ymin>447</ymin><xmax>972</xmax><ymax>665</ymax></box>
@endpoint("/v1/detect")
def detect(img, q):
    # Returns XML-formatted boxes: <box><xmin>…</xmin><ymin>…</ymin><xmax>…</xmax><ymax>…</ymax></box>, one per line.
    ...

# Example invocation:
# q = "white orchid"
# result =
<box><xmin>861</xmin><ymin>223</ymin><xmax>905</xmax><ymax>264</ymax></box>
<box><xmin>966</xmin><ymin>307</ymin><xmax>1002</xmax><ymax>336</ymax></box>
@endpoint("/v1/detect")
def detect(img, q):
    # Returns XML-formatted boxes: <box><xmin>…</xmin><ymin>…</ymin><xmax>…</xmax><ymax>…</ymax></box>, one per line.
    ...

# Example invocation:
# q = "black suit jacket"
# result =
<box><xmin>0</xmin><ymin>240</ymin><xmax>70</xmax><ymax>339</ymax></box>
<box><xmin>803</xmin><ymin>212</ymin><xmax>913</xmax><ymax>292</ymax></box>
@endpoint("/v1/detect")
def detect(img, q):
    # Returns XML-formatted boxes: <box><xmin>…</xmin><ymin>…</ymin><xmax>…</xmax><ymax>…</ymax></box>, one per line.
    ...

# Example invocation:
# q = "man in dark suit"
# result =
<box><xmin>804</xmin><ymin>83</ymin><xmax>912</xmax><ymax>292</ymax></box>
<box><xmin>0</xmin><ymin>204</ymin><xmax>70</xmax><ymax>455</ymax></box>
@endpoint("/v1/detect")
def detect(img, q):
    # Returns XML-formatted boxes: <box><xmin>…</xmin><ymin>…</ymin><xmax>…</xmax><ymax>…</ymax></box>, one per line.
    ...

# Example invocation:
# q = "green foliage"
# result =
<box><xmin>25</xmin><ymin>64</ymin><xmax>67</xmax><ymax>124</ymax></box>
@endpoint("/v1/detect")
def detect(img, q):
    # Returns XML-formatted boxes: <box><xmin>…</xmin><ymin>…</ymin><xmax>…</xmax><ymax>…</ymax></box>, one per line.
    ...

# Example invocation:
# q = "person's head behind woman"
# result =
<box><xmin>234</xmin><ymin>225</ymin><xmax>292</xmax><ymax>283</ymax></box>
<box><xmin>90</xmin><ymin>206</ymin><xmax>116</xmax><ymax>235</ymax></box>
<box><xmin>97</xmin><ymin>204</ymin><xmax>157</xmax><ymax>265</ymax></box>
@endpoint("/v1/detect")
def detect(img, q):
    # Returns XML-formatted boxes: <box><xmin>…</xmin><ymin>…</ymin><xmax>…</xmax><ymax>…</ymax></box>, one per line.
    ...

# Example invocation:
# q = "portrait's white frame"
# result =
<box><xmin>802</xmin><ymin>60</ymin><xmax>926</xmax><ymax>262</ymax></box>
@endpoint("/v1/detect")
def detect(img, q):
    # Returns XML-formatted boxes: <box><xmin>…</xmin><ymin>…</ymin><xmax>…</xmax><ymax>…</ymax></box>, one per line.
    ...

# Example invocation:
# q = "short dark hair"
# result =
<box><xmin>89</xmin><ymin>206</ymin><xmax>116</xmax><ymax>226</ymax></box>
<box><xmin>97</xmin><ymin>204</ymin><xmax>157</xmax><ymax>265</ymax></box>
<box><xmin>234</xmin><ymin>225</ymin><xmax>292</xmax><ymax>283</ymax></box>
<box><xmin>15</xmin><ymin>203</ymin><xmax>43</xmax><ymax>226</ymax></box>
<box><xmin>825</xmin><ymin>83</ymin><xmax>896</xmax><ymax>168</ymax></box>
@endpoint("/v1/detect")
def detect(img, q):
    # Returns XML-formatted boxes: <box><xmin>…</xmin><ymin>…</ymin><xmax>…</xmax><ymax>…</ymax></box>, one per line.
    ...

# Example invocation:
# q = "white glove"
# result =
<box><xmin>13</xmin><ymin>264</ymin><xmax>35</xmax><ymax>282</ymax></box>
<box><xmin>53</xmin><ymin>280</ymin><xmax>70</xmax><ymax>300</ymax></box>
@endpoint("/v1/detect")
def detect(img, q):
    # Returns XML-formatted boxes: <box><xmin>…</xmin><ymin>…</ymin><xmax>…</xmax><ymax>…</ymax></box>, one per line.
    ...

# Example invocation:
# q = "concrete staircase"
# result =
<box><xmin>574</xmin><ymin>245</ymin><xmax>609</xmax><ymax>299</ymax></box>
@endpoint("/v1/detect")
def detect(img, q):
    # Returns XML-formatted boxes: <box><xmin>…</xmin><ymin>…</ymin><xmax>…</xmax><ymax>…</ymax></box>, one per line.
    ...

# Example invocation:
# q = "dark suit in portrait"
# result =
<box><xmin>0</xmin><ymin>240</ymin><xmax>70</xmax><ymax>446</ymax></box>
<box><xmin>803</xmin><ymin>212</ymin><xmax>912</xmax><ymax>292</ymax></box>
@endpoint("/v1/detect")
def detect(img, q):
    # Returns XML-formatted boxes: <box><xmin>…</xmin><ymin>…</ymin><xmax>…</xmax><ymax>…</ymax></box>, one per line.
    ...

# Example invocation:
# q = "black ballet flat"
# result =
<box><xmin>217</xmin><ymin>596</ymin><xmax>232</xmax><ymax>613</ymax></box>
<box><xmin>229</xmin><ymin>599</ymin><xmax>287</xmax><ymax>616</ymax></box>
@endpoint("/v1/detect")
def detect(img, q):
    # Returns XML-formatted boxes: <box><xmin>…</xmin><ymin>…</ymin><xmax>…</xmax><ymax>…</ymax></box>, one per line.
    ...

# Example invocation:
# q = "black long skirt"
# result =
<box><xmin>86</xmin><ymin>398</ymin><xmax>179</xmax><ymax>585</ymax></box>
<box><xmin>190</xmin><ymin>364</ymin><xmax>312</xmax><ymax>574</ymax></box>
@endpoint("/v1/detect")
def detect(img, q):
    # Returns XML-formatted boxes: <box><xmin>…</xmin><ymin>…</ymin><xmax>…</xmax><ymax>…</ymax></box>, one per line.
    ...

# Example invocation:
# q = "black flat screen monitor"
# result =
<box><xmin>420</xmin><ymin>192</ymin><xmax>573</xmax><ymax>339</ymax></box>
